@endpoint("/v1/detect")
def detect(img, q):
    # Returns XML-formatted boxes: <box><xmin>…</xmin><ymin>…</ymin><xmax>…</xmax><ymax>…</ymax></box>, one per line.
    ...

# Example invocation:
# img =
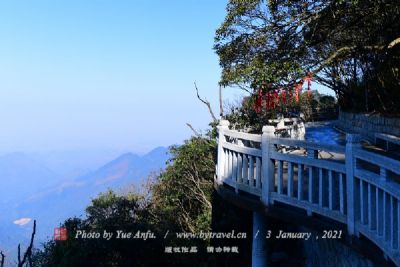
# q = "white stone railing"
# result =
<box><xmin>216</xmin><ymin>120</ymin><xmax>400</xmax><ymax>266</ymax></box>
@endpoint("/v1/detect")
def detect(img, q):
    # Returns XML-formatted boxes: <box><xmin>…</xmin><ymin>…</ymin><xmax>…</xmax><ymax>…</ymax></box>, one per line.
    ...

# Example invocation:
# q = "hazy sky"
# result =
<box><xmin>0</xmin><ymin>1</ymin><xmax>333</xmax><ymax>154</ymax></box>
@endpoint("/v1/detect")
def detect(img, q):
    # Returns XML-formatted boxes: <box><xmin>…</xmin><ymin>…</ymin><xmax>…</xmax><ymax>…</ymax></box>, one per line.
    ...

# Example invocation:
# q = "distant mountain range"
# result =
<box><xmin>0</xmin><ymin>152</ymin><xmax>62</xmax><ymax>204</ymax></box>
<box><xmin>0</xmin><ymin>147</ymin><xmax>169</xmax><ymax>255</ymax></box>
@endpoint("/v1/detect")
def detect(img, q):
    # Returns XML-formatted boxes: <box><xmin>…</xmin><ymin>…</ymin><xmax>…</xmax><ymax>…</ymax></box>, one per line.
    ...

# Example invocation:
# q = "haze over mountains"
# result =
<box><xmin>0</xmin><ymin>152</ymin><xmax>61</xmax><ymax>204</ymax></box>
<box><xmin>0</xmin><ymin>147</ymin><xmax>169</xmax><ymax>254</ymax></box>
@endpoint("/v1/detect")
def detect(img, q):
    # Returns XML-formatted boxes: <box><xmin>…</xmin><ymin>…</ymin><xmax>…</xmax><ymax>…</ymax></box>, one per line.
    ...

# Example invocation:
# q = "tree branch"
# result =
<box><xmin>194</xmin><ymin>82</ymin><xmax>217</xmax><ymax>122</ymax></box>
<box><xmin>219</xmin><ymin>85</ymin><xmax>224</xmax><ymax>118</ymax></box>
<box><xmin>0</xmin><ymin>251</ymin><xmax>4</xmax><ymax>267</ymax></box>
<box><xmin>388</xmin><ymin>37</ymin><xmax>400</xmax><ymax>49</ymax></box>
<box><xmin>17</xmin><ymin>245</ymin><xmax>21</xmax><ymax>266</ymax></box>
<box><xmin>311</xmin><ymin>44</ymin><xmax>387</xmax><ymax>77</ymax></box>
<box><xmin>186</xmin><ymin>123</ymin><xmax>201</xmax><ymax>137</ymax></box>
<box><xmin>234</xmin><ymin>84</ymin><xmax>253</xmax><ymax>94</ymax></box>
<box><xmin>18</xmin><ymin>220</ymin><xmax>36</xmax><ymax>267</ymax></box>
<box><xmin>183</xmin><ymin>168</ymin><xmax>212</xmax><ymax>209</ymax></box>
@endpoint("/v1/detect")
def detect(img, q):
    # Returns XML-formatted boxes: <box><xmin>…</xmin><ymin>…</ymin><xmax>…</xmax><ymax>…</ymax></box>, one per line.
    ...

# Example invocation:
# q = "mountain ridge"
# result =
<box><xmin>0</xmin><ymin>146</ymin><xmax>169</xmax><ymax>252</ymax></box>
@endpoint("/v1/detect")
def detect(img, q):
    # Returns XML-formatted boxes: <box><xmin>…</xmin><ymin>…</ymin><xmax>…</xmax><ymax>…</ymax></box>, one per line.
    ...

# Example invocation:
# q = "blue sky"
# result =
<box><xmin>0</xmin><ymin>0</ymin><xmax>333</xmax><ymax>154</ymax></box>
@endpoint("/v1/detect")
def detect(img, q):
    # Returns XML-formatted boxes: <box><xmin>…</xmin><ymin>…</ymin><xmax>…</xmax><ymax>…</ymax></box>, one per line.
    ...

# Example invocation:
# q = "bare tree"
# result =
<box><xmin>186</xmin><ymin>82</ymin><xmax>220</xmax><ymax>137</ymax></box>
<box><xmin>194</xmin><ymin>82</ymin><xmax>217</xmax><ymax>123</ymax></box>
<box><xmin>185</xmin><ymin>123</ymin><xmax>201</xmax><ymax>137</ymax></box>
<box><xmin>0</xmin><ymin>251</ymin><xmax>5</xmax><ymax>267</ymax></box>
<box><xmin>18</xmin><ymin>220</ymin><xmax>36</xmax><ymax>267</ymax></box>
<box><xmin>219</xmin><ymin>85</ymin><xmax>224</xmax><ymax>118</ymax></box>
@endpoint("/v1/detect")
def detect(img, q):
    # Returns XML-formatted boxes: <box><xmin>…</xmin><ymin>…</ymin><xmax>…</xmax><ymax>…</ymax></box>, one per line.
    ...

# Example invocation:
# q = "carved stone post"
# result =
<box><xmin>307</xmin><ymin>147</ymin><xmax>318</xmax><ymax>214</ymax></box>
<box><xmin>261</xmin><ymin>126</ymin><xmax>275</xmax><ymax>206</ymax></box>
<box><xmin>217</xmin><ymin>120</ymin><xmax>230</xmax><ymax>185</ymax></box>
<box><xmin>345</xmin><ymin>133</ymin><xmax>361</xmax><ymax>235</ymax></box>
